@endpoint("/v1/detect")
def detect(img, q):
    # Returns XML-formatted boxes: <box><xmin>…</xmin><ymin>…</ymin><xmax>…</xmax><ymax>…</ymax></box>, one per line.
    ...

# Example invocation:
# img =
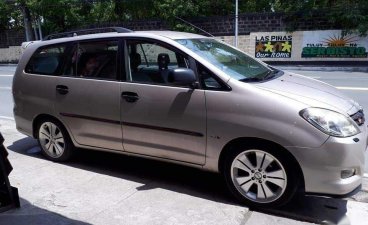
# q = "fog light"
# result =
<box><xmin>341</xmin><ymin>169</ymin><xmax>356</xmax><ymax>179</ymax></box>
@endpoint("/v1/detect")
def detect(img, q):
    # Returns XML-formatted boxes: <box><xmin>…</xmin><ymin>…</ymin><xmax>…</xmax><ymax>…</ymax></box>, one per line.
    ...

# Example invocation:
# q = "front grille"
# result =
<box><xmin>350</xmin><ymin>110</ymin><xmax>365</xmax><ymax>126</ymax></box>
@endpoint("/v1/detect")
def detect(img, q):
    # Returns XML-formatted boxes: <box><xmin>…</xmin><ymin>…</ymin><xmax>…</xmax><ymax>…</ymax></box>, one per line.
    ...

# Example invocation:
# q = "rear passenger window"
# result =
<box><xmin>75</xmin><ymin>40</ymin><xmax>118</xmax><ymax>80</ymax></box>
<box><xmin>25</xmin><ymin>45</ymin><xmax>66</xmax><ymax>75</ymax></box>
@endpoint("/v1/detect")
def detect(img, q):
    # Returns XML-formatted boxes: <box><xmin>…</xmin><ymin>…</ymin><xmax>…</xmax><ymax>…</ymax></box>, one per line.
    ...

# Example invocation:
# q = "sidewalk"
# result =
<box><xmin>267</xmin><ymin>61</ymin><xmax>368</xmax><ymax>72</ymax></box>
<box><xmin>273</xmin><ymin>65</ymin><xmax>368</xmax><ymax>72</ymax></box>
<box><xmin>0</xmin><ymin>118</ymin><xmax>367</xmax><ymax>225</ymax></box>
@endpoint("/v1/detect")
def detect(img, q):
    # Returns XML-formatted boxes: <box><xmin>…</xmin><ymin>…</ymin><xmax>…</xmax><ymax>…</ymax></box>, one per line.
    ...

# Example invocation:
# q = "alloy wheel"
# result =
<box><xmin>38</xmin><ymin>122</ymin><xmax>65</xmax><ymax>158</ymax></box>
<box><xmin>230</xmin><ymin>149</ymin><xmax>287</xmax><ymax>203</ymax></box>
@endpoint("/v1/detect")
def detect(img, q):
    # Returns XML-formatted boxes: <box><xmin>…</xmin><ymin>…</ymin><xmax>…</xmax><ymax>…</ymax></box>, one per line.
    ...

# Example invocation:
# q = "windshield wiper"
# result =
<box><xmin>239</xmin><ymin>77</ymin><xmax>264</xmax><ymax>82</ymax></box>
<box><xmin>263</xmin><ymin>70</ymin><xmax>276</xmax><ymax>80</ymax></box>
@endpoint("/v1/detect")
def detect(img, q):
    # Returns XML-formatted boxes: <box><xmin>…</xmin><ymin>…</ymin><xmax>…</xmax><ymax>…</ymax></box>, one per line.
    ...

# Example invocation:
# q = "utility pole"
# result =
<box><xmin>234</xmin><ymin>0</ymin><xmax>238</xmax><ymax>47</ymax></box>
<box><xmin>37</xmin><ymin>18</ymin><xmax>43</xmax><ymax>40</ymax></box>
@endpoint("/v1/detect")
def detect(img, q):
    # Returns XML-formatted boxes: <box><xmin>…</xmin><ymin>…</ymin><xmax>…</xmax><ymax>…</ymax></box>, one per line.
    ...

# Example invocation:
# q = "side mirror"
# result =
<box><xmin>168</xmin><ymin>68</ymin><xmax>198</xmax><ymax>88</ymax></box>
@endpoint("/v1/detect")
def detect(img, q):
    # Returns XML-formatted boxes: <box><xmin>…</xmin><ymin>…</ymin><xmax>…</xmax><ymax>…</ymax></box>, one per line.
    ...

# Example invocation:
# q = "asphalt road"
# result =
<box><xmin>1</xmin><ymin>65</ymin><xmax>367</xmax><ymax>173</ymax></box>
<box><xmin>0</xmin><ymin>66</ymin><xmax>14</xmax><ymax>119</ymax></box>
<box><xmin>287</xmin><ymin>70</ymin><xmax>368</xmax><ymax>113</ymax></box>
<box><xmin>1</xmin><ymin>66</ymin><xmax>368</xmax><ymax>117</ymax></box>
<box><xmin>1</xmin><ymin>65</ymin><xmax>368</xmax><ymax>225</ymax></box>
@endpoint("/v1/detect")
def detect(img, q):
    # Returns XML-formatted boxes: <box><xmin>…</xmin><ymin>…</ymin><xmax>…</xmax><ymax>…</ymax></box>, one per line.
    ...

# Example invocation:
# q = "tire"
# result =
<box><xmin>223</xmin><ymin>143</ymin><xmax>299</xmax><ymax>208</ymax></box>
<box><xmin>37</xmin><ymin>118</ymin><xmax>74</xmax><ymax>162</ymax></box>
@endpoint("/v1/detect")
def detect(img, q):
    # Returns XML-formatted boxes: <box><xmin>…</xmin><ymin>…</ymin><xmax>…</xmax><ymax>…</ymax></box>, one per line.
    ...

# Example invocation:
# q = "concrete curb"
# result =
<box><xmin>0</xmin><ymin>64</ymin><xmax>17</xmax><ymax>67</ymax></box>
<box><xmin>0</xmin><ymin>116</ymin><xmax>14</xmax><ymax>121</ymax></box>
<box><xmin>275</xmin><ymin>66</ymin><xmax>368</xmax><ymax>72</ymax></box>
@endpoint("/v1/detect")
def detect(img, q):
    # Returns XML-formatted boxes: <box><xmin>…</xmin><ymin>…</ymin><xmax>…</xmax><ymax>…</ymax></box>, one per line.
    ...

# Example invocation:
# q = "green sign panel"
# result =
<box><xmin>302</xmin><ymin>46</ymin><xmax>367</xmax><ymax>58</ymax></box>
<box><xmin>301</xmin><ymin>31</ymin><xmax>368</xmax><ymax>58</ymax></box>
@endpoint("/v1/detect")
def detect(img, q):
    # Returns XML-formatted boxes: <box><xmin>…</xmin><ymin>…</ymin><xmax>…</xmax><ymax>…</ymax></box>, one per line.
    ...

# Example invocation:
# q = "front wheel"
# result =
<box><xmin>223</xmin><ymin>146</ymin><xmax>299</xmax><ymax>208</ymax></box>
<box><xmin>37</xmin><ymin>119</ymin><xmax>74</xmax><ymax>162</ymax></box>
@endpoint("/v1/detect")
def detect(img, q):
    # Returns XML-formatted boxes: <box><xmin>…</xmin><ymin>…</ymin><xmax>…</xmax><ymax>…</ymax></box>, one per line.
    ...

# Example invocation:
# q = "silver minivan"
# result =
<box><xmin>13</xmin><ymin>27</ymin><xmax>367</xmax><ymax>207</ymax></box>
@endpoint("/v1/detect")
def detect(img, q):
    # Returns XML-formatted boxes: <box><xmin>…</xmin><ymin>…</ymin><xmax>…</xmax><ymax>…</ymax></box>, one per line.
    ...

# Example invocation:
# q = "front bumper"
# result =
<box><xmin>287</xmin><ymin>123</ymin><xmax>367</xmax><ymax>196</ymax></box>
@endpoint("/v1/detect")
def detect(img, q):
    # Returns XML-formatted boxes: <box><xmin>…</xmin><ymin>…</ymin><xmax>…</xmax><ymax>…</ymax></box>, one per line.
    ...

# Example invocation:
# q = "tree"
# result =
<box><xmin>1</xmin><ymin>0</ymin><xmax>367</xmax><ymax>38</ymax></box>
<box><xmin>273</xmin><ymin>0</ymin><xmax>368</xmax><ymax>35</ymax></box>
<box><xmin>0</xmin><ymin>1</ymin><xmax>11</xmax><ymax>30</ymax></box>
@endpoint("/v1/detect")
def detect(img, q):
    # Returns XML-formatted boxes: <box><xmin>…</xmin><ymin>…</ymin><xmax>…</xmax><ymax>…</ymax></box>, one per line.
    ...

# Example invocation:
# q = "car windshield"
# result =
<box><xmin>176</xmin><ymin>38</ymin><xmax>281</xmax><ymax>82</ymax></box>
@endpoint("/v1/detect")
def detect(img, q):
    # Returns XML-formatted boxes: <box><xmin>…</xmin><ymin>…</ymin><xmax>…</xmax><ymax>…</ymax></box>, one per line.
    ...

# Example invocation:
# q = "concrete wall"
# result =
<box><xmin>0</xmin><ymin>9</ymin><xmax>367</xmax><ymax>64</ymax></box>
<box><xmin>0</xmin><ymin>29</ymin><xmax>25</xmax><ymax>64</ymax></box>
<box><xmin>217</xmin><ymin>30</ymin><xmax>368</xmax><ymax>63</ymax></box>
<box><xmin>0</xmin><ymin>46</ymin><xmax>22</xmax><ymax>64</ymax></box>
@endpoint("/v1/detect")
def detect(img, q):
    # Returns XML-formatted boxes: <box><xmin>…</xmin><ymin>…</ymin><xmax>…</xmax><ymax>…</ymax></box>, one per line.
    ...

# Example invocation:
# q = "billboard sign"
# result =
<box><xmin>301</xmin><ymin>30</ymin><xmax>368</xmax><ymax>58</ymax></box>
<box><xmin>255</xmin><ymin>34</ymin><xmax>292</xmax><ymax>58</ymax></box>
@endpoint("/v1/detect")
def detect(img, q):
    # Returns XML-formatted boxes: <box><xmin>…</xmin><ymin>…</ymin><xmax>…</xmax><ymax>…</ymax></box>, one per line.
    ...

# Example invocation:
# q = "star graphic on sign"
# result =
<box><xmin>255</xmin><ymin>41</ymin><xmax>264</xmax><ymax>52</ymax></box>
<box><xmin>281</xmin><ymin>41</ymin><xmax>292</xmax><ymax>52</ymax></box>
<box><xmin>264</xmin><ymin>42</ymin><xmax>274</xmax><ymax>52</ymax></box>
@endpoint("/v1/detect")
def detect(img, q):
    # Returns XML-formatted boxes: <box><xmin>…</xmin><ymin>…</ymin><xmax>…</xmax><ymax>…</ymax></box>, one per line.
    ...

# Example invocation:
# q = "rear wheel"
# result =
<box><xmin>37</xmin><ymin>119</ymin><xmax>73</xmax><ymax>161</ymax></box>
<box><xmin>223</xmin><ymin>145</ymin><xmax>299</xmax><ymax>208</ymax></box>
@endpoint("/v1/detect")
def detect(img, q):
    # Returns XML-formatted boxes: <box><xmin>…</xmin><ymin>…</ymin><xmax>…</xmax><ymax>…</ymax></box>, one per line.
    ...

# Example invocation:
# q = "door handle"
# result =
<box><xmin>121</xmin><ymin>91</ymin><xmax>139</xmax><ymax>103</ymax></box>
<box><xmin>56</xmin><ymin>85</ymin><xmax>69</xmax><ymax>95</ymax></box>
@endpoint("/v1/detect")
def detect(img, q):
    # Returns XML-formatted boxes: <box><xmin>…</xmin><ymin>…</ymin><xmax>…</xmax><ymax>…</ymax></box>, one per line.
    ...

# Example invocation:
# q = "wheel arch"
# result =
<box><xmin>218</xmin><ymin>137</ymin><xmax>305</xmax><ymax>191</ymax></box>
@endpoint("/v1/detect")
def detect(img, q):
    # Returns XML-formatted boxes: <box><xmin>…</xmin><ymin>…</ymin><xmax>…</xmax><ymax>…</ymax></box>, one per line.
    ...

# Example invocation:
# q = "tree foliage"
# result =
<box><xmin>273</xmin><ymin>0</ymin><xmax>368</xmax><ymax>35</ymax></box>
<box><xmin>0</xmin><ymin>0</ymin><xmax>367</xmax><ymax>38</ymax></box>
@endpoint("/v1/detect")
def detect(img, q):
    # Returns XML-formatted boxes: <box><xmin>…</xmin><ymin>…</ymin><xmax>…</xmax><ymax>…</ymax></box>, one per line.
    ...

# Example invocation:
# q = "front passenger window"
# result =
<box><xmin>127</xmin><ymin>40</ymin><xmax>189</xmax><ymax>85</ymax></box>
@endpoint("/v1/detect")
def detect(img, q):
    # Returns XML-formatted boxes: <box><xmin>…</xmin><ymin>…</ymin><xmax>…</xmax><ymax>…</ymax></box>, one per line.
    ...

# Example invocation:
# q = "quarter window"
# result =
<box><xmin>197</xmin><ymin>63</ymin><xmax>226</xmax><ymax>90</ymax></box>
<box><xmin>25</xmin><ymin>44</ymin><xmax>66</xmax><ymax>75</ymax></box>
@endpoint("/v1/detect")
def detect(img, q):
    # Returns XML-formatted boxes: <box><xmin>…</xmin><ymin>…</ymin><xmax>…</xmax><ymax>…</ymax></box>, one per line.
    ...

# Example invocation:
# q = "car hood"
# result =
<box><xmin>254</xmin><ymin>71</ymin><xmax>361</xmax><ymax>115</ymax></box>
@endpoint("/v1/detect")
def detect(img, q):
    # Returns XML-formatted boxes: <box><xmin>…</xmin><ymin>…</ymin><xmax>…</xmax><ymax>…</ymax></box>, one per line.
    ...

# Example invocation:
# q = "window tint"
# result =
<box><xmin>62</xmin><ymin>40</ymin><xmax>118</xmax><ymax>80</ymax></box>
<box><xmin>127</xmin><ymin>40</ymin><xmax>188</xmax><ymax>85</ymax></box>
<box><xmin>25</xmin><ymin>44</ymin><xmax>66</xmax><ymax>75</ymax></box>
<box><xmin>197</xmin><ymin>63</ymin><xmax>224</xmax><ymax>90</ymax></box>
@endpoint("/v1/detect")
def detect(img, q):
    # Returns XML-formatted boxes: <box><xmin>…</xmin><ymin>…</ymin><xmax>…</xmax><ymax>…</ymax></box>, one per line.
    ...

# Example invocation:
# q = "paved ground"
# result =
<box><xmin>286</xmin><ymin>70</ymin><xmax>368</xmax><ymax>113</ymax></box>
<box><xmin>1</xmin><ymin>118</ymin><xmax>368</xmax><ymax>225</ymax></box>
<box><xmin>0</xmin><ymin>65</ymin><xmax>14</xmax><ymax>119</ymax></box>
<box><xmin>2</xmin><ymin>66</ymin><xmax>367</xmax><ymax>173</ymax></box>
<box><xmin>1</xmin><ymin>65</ymin><xmax>368</xmax><ymax>224</ymax></box>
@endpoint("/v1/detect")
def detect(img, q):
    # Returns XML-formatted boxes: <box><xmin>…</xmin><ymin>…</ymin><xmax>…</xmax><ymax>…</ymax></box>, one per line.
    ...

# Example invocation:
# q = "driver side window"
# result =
<box><xmin>126</xmin><ymin>40</ymin><xmax>189</xmax><ymax>85</ymax></box>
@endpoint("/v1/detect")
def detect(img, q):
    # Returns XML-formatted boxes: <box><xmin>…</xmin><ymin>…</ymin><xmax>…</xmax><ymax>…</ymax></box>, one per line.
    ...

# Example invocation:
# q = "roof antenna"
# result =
<box><xmin>174</xmin><ymin>16</ymin><xmax>215</xmax><ymax>37</ymax></box>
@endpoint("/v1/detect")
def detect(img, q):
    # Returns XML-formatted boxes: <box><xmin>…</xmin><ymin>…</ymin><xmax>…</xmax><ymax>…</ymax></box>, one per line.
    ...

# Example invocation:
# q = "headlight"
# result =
<box><xmin>300</xmin><ymin>108</ymin><xmax>360</xmax><ymax>137</ymax></box>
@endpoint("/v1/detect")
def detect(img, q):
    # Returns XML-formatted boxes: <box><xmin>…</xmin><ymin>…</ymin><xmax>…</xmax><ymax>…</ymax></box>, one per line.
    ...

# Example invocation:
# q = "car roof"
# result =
<box><xmin>34</xmin><ymin>30</ymin><xmax>208</xmax><ymax>46</ymax></box>
<box><xmin>24</xmin><ymin>30</ymin><xmax>209</xmax><ymax>47</ymax></box>
<box><xmin>134</xmin><ymin>30</ymin><xmax>207</xmax><ymax>39</ymax></box>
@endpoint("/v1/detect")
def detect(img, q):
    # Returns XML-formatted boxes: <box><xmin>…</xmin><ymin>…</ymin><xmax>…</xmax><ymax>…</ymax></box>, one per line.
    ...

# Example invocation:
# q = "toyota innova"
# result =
<box><xmin>13</xmin><ymin>27</ymin><xmax>367</xmax><ymax>207</ymax></box>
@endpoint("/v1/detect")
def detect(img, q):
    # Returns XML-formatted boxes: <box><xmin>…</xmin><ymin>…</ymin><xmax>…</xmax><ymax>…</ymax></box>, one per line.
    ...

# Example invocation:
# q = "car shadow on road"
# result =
<box><xmin>254</xmin><ymin>194</ymin><xmax>350</xmax><ymax>224</ymax></box>
<box><xmin>8</xmin><ymin>137</ymin><xmax>352</xmax><ymax>224</ymax></box>
<box><xmin>0</xmin><ymin>197</ymin><xmax>91</xmax><ymax>225</ymax></box>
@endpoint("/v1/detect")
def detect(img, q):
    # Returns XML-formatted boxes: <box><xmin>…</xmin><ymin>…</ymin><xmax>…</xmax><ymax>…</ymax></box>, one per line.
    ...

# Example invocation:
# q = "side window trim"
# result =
<box><xmin>117</xmin><ymin>38</ymin><xmax>125</xmax><ymax>81</ymax></box>
<box><xmin>58</xmin><ymin>42</ymin><xmax>77</xmax><ymax>77</ymax></box>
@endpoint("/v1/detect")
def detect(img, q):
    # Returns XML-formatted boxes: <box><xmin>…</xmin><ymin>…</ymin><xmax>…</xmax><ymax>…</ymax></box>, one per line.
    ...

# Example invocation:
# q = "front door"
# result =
<box><xmin>54</xmin><ymin>39</ymin><xmax>123</xmax><ymax>151</ymax></box>
<box><xmin>121</xmin><ymin>39</ymin><xmax>206</xmax><ymax>164</ymax></box>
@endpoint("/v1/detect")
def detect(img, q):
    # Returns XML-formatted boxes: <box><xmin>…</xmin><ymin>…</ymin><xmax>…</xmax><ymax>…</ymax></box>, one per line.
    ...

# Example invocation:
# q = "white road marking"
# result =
<box><xmin>0</xmin><ymin>74</ymin><xmax>14</xmax><ymax>77</ymax></box>
<box><xmin>0</xmin><ymin>116</ymin><xmax>14</xmax><ymax>120</ymax></box>
<box><xmin>309</xmin><ymin>76</ymin><xmax>321</xmax><ymax>79</ymax></box>
<box><xmin>0</xmin><ymin>87</ymin><xmax>11</xmax><ymax>90</ymax></box>
<box><xmin>336</xmin><ymin>87</ymin><xmax>368</xmax><ymax>91</ymax></box>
